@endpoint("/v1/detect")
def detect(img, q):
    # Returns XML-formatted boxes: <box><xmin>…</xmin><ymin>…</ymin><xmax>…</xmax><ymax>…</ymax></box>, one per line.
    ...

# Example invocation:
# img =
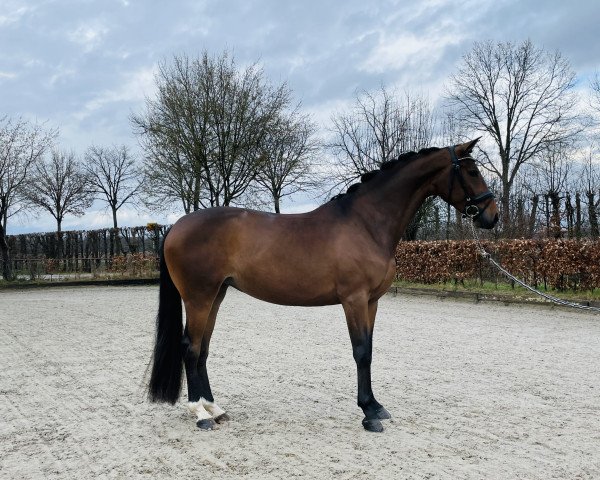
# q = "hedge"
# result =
<box><xmin>395</xmin><ymin>239</ymin><xmax>600</xmax><ymax>291</ymax></box>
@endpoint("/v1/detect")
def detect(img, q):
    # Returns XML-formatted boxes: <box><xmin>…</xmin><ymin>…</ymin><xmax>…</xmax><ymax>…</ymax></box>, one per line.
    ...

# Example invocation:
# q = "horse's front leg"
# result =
<box><xmin>342</xmin><ymin>297</ymin><xmax>391</xmax><ymax>432</ymax></box>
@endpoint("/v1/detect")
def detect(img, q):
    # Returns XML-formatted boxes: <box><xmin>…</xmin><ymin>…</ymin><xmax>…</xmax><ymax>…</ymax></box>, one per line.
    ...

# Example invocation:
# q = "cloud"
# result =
<box><xmin>47</xmin><ymin>64</ymin><xmax>76</xmax><ymax>87</ymax></box>
<box><xmin>73</xmin><ymin>67</ymin><xmax>155</xmax><ymax>121</ymax></box>
<box><xmin>359</xmin><ymin>31</ymin><xmax>462</xmax><ymax>75</ymax></box>
<box><xmin>0</xmin><ymin>3</ymin><xmax>34</xmax><ymax>27</ymax></box>
<box><xmin>0</xmin><ymin>71</ymin><xmax>17</xmax><ymax>79</ymax></box>
<box><xmin>67</xmin><ymin>20</ymin><xmax>109</xmax><ymax>52</ymax></box>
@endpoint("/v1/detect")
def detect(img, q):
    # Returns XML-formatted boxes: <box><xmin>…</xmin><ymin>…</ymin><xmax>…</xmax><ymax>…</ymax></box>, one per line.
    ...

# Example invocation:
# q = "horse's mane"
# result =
<box><xmin>329</xmin><ymin>146</ymin><xmax>441</xmax><ymax>201</ymax></box>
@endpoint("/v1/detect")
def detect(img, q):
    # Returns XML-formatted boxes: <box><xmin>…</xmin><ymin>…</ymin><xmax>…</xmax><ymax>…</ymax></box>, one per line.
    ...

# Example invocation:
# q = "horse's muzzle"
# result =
<box><xmin>474</xmin><ymin>211</ymin><xmax>499</xmax><ymax>229</ymax></box>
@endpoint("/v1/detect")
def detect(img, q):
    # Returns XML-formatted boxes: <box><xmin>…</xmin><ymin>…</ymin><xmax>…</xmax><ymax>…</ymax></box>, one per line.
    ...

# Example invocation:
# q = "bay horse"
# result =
<box><xmin>148</xmin><ymin>139</ymin><xmax>499</xmax><ymax>432</ymax></box>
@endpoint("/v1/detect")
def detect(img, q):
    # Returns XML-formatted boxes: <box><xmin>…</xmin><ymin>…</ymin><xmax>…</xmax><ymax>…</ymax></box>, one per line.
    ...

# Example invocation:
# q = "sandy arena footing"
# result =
<box><xmin>1</xmin><ymin>286</ymin><xmax>599</xmax><ymax>479</ymax></box>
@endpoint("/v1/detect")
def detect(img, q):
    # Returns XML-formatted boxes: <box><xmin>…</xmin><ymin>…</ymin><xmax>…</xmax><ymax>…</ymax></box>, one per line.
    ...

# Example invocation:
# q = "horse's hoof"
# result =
<box><xmin>214</xmin><ymin>413</ymin><xmax>230</xmax><ymax>424</ymax></box>
<box><xmin>375</xmin><ymin>406</ymin><xmax>391</xmax><ymax>420</ymax></box>
<box><xmin>196</xmin><ymin>418</ymin><xmax>216</xmax><ymax>430</ymax></box>
<box><xmin>362</xmin><ymin>417</ymin><xmax>384</xmax><ymax>432</ymax></box>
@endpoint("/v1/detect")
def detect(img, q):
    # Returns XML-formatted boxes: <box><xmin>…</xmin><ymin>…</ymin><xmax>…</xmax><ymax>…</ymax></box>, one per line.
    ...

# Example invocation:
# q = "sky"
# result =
<box><xmin>2</xmin><ymin>0</ymin><xmax>600</xmax><ymax>234</ymax></box>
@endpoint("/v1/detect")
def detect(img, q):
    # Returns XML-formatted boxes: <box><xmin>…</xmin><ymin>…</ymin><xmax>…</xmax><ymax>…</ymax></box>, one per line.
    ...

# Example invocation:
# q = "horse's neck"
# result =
<box><xmin>353</xmin><ymin>156</ymin><xmax>445</xmax><ymax>253</ymax></box>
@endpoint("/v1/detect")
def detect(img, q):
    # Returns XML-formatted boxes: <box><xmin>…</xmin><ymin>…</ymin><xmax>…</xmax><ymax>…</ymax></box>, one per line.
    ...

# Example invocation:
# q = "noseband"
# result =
<box><xmin>448</xmin><ymin>146</ymin><xmax>494</xmax><ymax>218</ymax></box>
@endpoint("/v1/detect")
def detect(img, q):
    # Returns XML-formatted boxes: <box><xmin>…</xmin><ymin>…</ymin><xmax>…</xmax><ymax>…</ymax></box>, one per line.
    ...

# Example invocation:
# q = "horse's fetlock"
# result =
<box><xmin>358</xmin><ymin>394</ymin><xmax>375</xmax><ymax>410</ymax></box>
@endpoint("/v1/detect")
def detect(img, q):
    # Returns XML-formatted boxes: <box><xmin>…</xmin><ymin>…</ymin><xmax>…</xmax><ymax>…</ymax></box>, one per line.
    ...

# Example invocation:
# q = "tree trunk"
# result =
<box><xmin>403</xmin><ymin>218</ymin><xmax>419</xmax><ymax>241</ymax></box>
<box><xmin>434</xmin><ymin>206</ymin><xmax>440</xmax><ymax>239</ymax></box>
<box><xmin>587</xmin><ymin>192</ymin><xmax>599</xmax><ymax>239</ymax></box>
<box><xmin>501</xmin><ymin>192</ymin><xmax>510</xmax><ymax>234</ymax></box>
<box><xmin>565</xmin><ymin>192</ymin><xmax>574</xmax><ymax>239</ymax></box>
<box><xmin>575</xmin><ymin>192</ymin><xmax>582</xmax><ymax>239</ymax></box>
<box><xmin>549</xmin><ymin>191</ymin><xmax>561</xmax><ymax>239</ymax></box>
<box><xmin>57</xmin><ymin>229</ymin><xmax>63</xmax><ymax>262</ymax></box>
<box><xmin>112</xmin><ymin>208</ymin><xmax>118</xmax><ymax>229</ymax></box>
<box><xmin>544</xmin><ymin>194</ymin><xmax>551</xmax><ymax>237</ymax></box>
<box><xmin>109</xmin><ymin>229</ymin><xmax>115</xmax><ymax>259</ymax></box>
<box><xmin>455</xmin><ymin>209</ymin><xmax>463</xmax><ymax>239</ymax></box>
<box><xmin>0</xmin><ymin>223</ymin><xmax>14</xmax><ymax>281</ymax></box>
<box><xmin>499</xmin><ymin>152</ymin><xmax>511</xmax><ymax>235</ymax></box>
<box><xmin>274</xmin><ymin>196</ymin><xmax>281</xmax><ymax>214</ymax></box>
<box><xmin>529</xmin><ymin>195</ymin><xmax>539</xmax><ymax>237</ymax></box>
<box><xmin>516</xmin><ymin>196</ymin><xmax>525</xmax><ymax>237</ymax></box>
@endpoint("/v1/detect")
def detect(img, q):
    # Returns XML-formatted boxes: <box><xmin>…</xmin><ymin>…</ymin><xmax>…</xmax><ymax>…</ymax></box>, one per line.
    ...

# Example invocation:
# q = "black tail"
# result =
<box><xmin>148</xmin><ymin>231</ymin><xmax>183</xmax><ymax>404</ymax></box>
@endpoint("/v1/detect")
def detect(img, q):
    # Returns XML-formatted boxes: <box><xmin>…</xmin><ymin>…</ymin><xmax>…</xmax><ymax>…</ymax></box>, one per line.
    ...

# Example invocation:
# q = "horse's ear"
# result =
<box><xmin>457</xmin><ymin>137</ymin><xmax>481</xmax><ymax>156</ymax></box>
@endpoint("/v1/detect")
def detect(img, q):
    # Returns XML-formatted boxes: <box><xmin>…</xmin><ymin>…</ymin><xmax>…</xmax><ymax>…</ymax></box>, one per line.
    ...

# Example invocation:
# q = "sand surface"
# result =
<box><xmin>1</xmin><ymin>286</ymin><xmax>599</xmax><ymax>479</ymax></box>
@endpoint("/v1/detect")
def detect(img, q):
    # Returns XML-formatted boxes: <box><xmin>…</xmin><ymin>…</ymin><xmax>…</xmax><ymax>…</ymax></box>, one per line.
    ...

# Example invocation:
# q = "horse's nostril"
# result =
<box><xmin>475</xmin><ymin>212</ymin><xmax>499</xmax><ymax>230</ymax></box>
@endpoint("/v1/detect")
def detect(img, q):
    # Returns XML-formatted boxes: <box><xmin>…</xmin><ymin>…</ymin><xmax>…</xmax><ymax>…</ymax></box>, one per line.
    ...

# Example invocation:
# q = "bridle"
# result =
<box><xmin>447</xmin><ymin>145</ymin><xmax>495</xmax><ymax>219</ymax></box>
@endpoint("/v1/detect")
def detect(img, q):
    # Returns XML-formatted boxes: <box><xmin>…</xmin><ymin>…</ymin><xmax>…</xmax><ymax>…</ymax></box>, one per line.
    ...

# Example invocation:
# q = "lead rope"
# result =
<box><xmin>467</xmin><ymin>220</ymin><xmax>600</xmax><ymax>313</ymax></box>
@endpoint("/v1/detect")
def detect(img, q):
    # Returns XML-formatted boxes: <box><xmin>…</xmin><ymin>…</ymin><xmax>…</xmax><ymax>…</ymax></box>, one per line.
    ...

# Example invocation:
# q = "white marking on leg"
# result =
<box><xmin>201</xmin><ymin>398</ymin><xmax>226</xmax><ymax>418</ymax></box>
<box><xmin>187</xmin><ymin>400</ymin><xmax>212</xmax><ymax>421</ymax></box>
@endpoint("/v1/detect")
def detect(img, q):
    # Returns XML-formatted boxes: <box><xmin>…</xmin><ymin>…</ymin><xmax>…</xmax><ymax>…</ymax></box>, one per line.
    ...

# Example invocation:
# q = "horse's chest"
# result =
<box><xmin>370</xmin><ymin>259</ymin><xmax>397</xmax><ymax>297</ymax></box>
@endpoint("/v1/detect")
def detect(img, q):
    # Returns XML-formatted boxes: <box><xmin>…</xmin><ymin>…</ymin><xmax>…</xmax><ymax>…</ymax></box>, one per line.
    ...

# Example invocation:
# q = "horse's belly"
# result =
<box><xmin>231</xmin><ymin>270</ymin><xmax>339</xmax><ymax>307</ymax></box>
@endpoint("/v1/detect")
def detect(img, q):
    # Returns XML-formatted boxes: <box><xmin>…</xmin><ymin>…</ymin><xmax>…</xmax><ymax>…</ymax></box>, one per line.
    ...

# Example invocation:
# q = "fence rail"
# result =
<box><xmin>2</xmin><ymin>224</ymin><xmax>167</xmax><ymax>281</ymax></box>
<box><xmin>8</xmin><ymin>254</ymin><xmax>159</xmax><ymax>281</ymax></box>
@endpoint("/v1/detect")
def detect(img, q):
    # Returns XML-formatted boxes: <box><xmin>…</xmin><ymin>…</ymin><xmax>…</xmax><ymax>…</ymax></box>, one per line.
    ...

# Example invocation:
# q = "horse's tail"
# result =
<box><xmin>148</xmin><ymin>230</ymin><xmax>183</xmax><ymax>404</ymax></box>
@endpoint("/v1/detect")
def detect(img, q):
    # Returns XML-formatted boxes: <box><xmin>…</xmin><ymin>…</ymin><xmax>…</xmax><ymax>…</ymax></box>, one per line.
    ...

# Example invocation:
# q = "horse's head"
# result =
<box><xmin>439</xmin><ymin>138</ymin><xmax>499</xmax><ymax>229</ymax></box>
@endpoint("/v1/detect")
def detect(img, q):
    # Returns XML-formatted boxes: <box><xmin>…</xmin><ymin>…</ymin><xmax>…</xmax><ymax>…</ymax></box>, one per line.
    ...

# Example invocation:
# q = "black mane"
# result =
<box><xmin>329</xmin><ymin>146</ymin><xmax>441</xmax><ymax>202</ymax></box>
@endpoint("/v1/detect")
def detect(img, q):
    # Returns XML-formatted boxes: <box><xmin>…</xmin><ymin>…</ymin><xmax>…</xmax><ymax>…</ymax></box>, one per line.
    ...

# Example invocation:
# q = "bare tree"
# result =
<box><xmin>255</xmin><ymin>110</ymin><xmax>320</xmax><ymax>213</ymax></box>
<box><xmin>328</xmin><ymin>86</ymin><xmax>436</xmax><ymax>239</ymax></box>
<box><xmin>132</xmin><ymin>50</ymin><xmax>291</xmax><ymax>211</ymax></box>
<box><xmin>132</xmin><ymin>55</ymin><xmax>210</xmax><ymax>212</ymax></box>
<box><xmin>25</xmin><ymin>149</ymin><xmax>93</xmax><ymax>234</ymax></box>
<box><xmin>329</xmin><ymin>86</ymin><xmax>434</xmax><ymax>185</ymax></box>
<box><xmin>446</xmin><ymin>39</ymin><xmax>581</xmax><ymax>230</ymax></box>
<box><xmin>532</xmin><ymin>141</ymin><xmax>573</xmax><ymax>238</ymax></box>
<box><xmin>0</xmin><ymin>116</ymin><xmax>57</xmax><ymax>280</ymax></box>
<box><xmin>509</xmin><ymin>173</ymin><xmax>536</xmax><ymax>238</ymax></box>
<box><xmin>84</xmin><ymin>145</ymin><xmax>142</xmax><ymax>228</ymax></box>
<box><xmin>138</xmin><ymin>131</ymin><xmax>202</xmax><ymax>214</ymax></box>
<box><xmin>579</xmin><ymin>146</ymin><xmax>600</xmax><ymax>238</ymax></box>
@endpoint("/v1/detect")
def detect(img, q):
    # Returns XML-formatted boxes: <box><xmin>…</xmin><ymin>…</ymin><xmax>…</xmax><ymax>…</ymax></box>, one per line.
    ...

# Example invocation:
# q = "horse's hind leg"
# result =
<box><xmin>183</xmin><ymin>284</ymin><xmax>228</xmax><ymax>430</ymax></box>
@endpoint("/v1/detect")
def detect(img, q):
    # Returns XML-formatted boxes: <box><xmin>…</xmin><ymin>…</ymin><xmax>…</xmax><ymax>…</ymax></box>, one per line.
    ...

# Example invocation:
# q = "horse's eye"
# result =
<box><xmin>467</xmin><ymin>170</ymin><xmax>479</xmax><ymax>178</ymax></box>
